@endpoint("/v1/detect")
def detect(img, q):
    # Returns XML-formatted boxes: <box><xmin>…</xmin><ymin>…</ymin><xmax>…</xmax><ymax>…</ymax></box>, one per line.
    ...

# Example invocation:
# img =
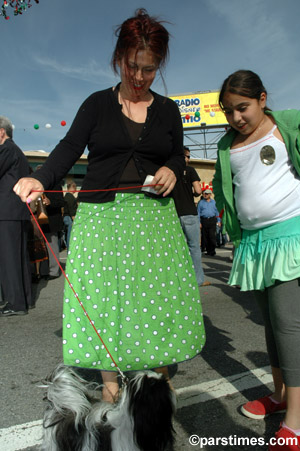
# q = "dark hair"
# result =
<box><xmin>183</xmin><ymin>145</ymin><xmax>190</xmax><ymax>151</ymax></box>
<box><xmin>111</xmin><ymin>9</ymin><xmax>170</xmax><ymax>76</ymax></box>
<box><xmin>67</xmin><ymin>182</ymin><xmax>76</xmax><ymax>190</ymax></box>
<box><xmin>219</xmin><ymin>70</ymin><xmax>269</xmax><ymax>111</ymax></box>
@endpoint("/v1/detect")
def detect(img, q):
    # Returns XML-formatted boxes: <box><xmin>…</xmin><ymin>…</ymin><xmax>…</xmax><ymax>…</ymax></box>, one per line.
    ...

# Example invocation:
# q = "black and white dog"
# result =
<box><xmin>40</xmin><ymin>365</ymin><xmax>176</xmax><ymax>451</ymax></box>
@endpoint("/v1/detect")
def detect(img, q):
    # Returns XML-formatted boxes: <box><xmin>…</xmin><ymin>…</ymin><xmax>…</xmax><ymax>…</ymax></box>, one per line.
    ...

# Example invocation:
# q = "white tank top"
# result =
<box><xmin>230</xmin><ymin>125</ymin><xmax>300</xmax><ymax>230</ymax></box>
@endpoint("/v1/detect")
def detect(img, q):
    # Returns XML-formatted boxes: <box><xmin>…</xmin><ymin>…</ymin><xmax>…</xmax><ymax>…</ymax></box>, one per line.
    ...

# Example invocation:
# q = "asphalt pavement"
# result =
<box><xmin>0</xmin><ymin>245</ymin><xmax>283</xmax><ymax>451</ymax></box>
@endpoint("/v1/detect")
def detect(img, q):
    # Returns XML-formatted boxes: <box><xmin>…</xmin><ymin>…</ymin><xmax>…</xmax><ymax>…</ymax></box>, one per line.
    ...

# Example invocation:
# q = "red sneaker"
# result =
<box><xmin>269</xmin><ymin>423</ymin><xmax>300</xmax><ymax>450</ymax></box>
<box><xmin>241</xmin><ymin>395</ymin><xmax>286</xmax><ymax>419</ymax></box>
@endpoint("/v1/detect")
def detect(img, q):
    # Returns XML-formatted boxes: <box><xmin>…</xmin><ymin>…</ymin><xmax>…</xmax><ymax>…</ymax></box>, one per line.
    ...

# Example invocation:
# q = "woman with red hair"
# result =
<box><xmin>14</xmin><ymin>9</ymin><xmax>205</xmax><ymax>402</ymax></box>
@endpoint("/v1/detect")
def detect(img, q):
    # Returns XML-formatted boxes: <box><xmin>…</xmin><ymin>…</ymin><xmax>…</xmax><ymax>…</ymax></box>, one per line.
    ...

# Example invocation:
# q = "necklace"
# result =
<box><xmin>118</xmin><ymin>89</ymin><xmax>153</xmax><ymax>107</ymax></box>
<box><xmin>242</xmin><ymin>115</ymin><xmax>268</xmax><ymax>147</ymax></box>
<box><xmin>242</xmin><ymin>115</ymin><xmax>276</xmax><ymax>165</ymax></box>
<box><xmin>234</xmin><ymin>115</ymin><xmax>276</xmax><ymax>165</ymax></box>
<box><xmin>242</xmin><ymin>116</ymin><xmax>276</xmax><ymax>165</ymax></box>
<box><xmin>118</xmin><ymin>88</ymin><xmax>153</xmax><ymax>122</ymax></box>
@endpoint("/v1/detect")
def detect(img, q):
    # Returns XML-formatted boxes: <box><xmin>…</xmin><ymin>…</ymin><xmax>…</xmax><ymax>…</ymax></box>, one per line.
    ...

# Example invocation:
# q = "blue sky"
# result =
<box><xmin>1</xmin><ymin>0</ymin><xmax>300</xmax><ymax>158</ymax></box>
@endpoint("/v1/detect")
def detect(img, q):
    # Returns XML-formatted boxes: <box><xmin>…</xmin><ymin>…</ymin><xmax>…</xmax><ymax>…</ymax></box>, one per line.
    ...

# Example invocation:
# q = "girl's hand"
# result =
<box><xmin>152</xmin><ymin>166</ymin><xmax>176</xmax><ymax>197</ymax></box>
<box><xmin>13</xmin><ymin>177</ymin><xmax>44</xmax><ymax>203</ymax></box>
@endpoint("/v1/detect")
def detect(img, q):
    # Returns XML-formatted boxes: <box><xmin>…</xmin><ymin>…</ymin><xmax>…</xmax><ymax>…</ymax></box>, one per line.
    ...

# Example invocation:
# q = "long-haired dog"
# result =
<box><xmin>40</xmin><ymin>365</ymin><xmax>176</xmax><ymax>451</ymax></box>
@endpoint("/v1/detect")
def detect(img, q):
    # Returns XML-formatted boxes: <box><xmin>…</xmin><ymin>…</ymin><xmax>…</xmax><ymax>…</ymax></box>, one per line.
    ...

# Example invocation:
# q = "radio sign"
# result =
<box><xmin>170</xmin><ymin>91</ymin><xmax>228</xmax><ymax>129</ymax></box>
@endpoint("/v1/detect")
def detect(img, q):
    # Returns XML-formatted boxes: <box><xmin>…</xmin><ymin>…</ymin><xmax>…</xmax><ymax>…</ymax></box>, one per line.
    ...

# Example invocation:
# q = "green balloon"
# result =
<box><xmin>195</xmin><ymin>111</ymin><xmax>200</xmax><ymax>118</ymax></box>
<box><xmin>34</xmin><ymin>124</ymin><xmax>39</xmax><ymax>130</ymax></box>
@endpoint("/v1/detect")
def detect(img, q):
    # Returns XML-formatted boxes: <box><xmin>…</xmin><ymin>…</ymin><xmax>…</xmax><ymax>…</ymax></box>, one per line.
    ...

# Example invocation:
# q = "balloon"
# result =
<box><xmin>210</xmin><ymin>111</ymin><xmax>216</xmax><ymax>117</ymax></box>
<box><xmin>185</xmin><ymin>114</ymin><xmax>190</xmax><ymax>120</ymax></box>
<box><xmin>194</xmin><ymin>111</ymin><xmax>200</xmax><ymax>118</ymax></box>
<box><xmin>34</xmin><ymin>124</ymin><xmax>39</xmax><ymax>130</ymax></box>
<box><xmin>45</xmin><ymin>123</ymin><xmax>52</xmax><ymax>129</ymax></box>
<box><xmin>61</xmin><ymin>120</ymin><xmax>66</xmax><ymax>126</ymax></box>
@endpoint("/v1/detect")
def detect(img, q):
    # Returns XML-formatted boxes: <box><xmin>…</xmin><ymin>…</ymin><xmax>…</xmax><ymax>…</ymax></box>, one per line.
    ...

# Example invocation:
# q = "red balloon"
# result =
<box><xmin>185</xmin><ymin>114</ymin><xmax>190</xmax><ymax>120</ymax></box>
<box><xmin>61</xmin><ymin>120</ymin><xmax>66</xmax><ymax>126</ymax></box>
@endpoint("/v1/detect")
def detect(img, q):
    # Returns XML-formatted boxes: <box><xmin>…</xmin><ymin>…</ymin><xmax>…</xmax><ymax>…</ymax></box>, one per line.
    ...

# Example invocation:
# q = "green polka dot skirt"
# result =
<box><xmin>63</xmin><ymin>193</ymin><xmax>206</xmax><ymax>371</ymax></box>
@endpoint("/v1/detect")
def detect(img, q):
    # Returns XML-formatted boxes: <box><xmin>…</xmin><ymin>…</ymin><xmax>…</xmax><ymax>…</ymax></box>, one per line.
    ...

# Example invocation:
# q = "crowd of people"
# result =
<box><xmin>0</xmin><ymin>132</ymin><xmax>78</xmax><ymax>314</ymax></box>
<box><xmin>1</xmin><ymin>8</ymin><xmax>300</xmax><ymax>451</ymax></box>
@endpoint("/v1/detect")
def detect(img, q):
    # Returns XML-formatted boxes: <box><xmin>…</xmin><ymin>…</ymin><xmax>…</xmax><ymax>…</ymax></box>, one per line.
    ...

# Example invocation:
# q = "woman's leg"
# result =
<box><xmin>268</xmin><ymin>279</ymin><xmax>300</xmax><ymax>429</ymax></box>
<box><xmin>101</xmin><ymin>367</ymin><xmax>175</xmax><ymax>403</ymax></box>
<box><xmin>241</xmin><ymin>289</ymin><xmax>288</xmax><ymax>420</ymax></box>
<box><xmin>254</xmin><ymin>289</ymin><xmax>285</xmax><ymax>400</ymax></box>
<box><xmin>101</xmin><ymin>371</ymin><xmax>119</xmax><ymax>403</ymax></box>
<box><xmin>154</xmin><ymin>366</ymin><xmax>169</xmax><ymax>379</ymax></box>
<box><xmin>270</xmin><ymin>366</ymin><xmax>286</xmax><ymax>402</ymax></box>
<box><xmin>285</xmin><ymin>387</ymin><xmax>300</xmax><ymax>429</ymax></box>
<box><xmin>154</xmin><ymin>366</ymin><xmax>175</xmax><ymax>391</ymax></box>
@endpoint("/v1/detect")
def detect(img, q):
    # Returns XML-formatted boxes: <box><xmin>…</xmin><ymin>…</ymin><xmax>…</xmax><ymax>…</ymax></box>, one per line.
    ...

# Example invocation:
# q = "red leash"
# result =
<box><xmin>31</xmin><ymin>183</ymin><xmax>162</xmax><ymax>193</ymax></box>
<box><xmin>27</xmin><ymin>184</ymin><xmax>162</xmax><ymax>382</ymax></box>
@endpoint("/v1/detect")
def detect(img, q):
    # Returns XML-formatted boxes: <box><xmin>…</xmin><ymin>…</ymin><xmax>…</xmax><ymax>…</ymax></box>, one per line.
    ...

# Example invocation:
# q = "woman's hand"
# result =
<box><xmin>152</xmin><ymin>166</ymin><xmax>176</xmax><ymax>197</ymax></box>
<box><xmin>13</xmin><ymin>177</ymin><xmax>44</xmax><ymax>203</ymax></box>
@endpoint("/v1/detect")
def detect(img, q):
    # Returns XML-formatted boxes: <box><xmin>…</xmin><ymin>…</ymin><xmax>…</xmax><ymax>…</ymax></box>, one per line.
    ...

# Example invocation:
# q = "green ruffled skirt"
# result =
<box><xmin>229</xmin><ymin>215</ymin><xmax>300</xmax><ymax>291</ymax></box>
<box><xmin>62</xmin><ymin>193</ymin><xmax>205</xmax><ymax>371</ymax></box>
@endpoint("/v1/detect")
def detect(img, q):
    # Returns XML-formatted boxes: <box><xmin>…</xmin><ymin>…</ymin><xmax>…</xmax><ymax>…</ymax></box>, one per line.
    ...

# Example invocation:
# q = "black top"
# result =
<box><xmin>0</xmin><ymin>138</ymin><xmax>31</xmax><ymax>220</ymax></box>
<box><xmin>63</xmin><ymin>192</ymin><xmax>78</xmax><ymax>217</ymax></box>
<box><xmin>32</xmin><ymin>85</ymin><xmax>184</xmax><ymax>203</ymax></box>
<box><xmin>172</xmin><ymin>165</ymin><xmax>200</xmax><ymax>217</ymax></box>
<box><xmin>42</xmin><ymin>183</ymin><xmax>64</xmax><ymax>233</ymax></box>
<box><xmin>118</xmin><ymin>113</ymin><xmax>144</xmax><ymax>192</ymax></box>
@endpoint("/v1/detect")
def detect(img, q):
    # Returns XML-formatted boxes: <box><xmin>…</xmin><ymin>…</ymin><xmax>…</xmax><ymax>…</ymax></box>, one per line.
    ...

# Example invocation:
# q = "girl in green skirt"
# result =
<box><xmin>213</xmin><ymin>70</ymin><xmax>300</xmax><ymax>451</ymax></box>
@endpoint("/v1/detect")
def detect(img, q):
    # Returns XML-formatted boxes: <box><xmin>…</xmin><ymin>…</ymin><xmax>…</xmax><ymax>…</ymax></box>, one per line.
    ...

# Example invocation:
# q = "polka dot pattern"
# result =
<box><xmin>63</xmin><ymin>193</ymin><xmax>206</xmax><ymax>371</ymax></box>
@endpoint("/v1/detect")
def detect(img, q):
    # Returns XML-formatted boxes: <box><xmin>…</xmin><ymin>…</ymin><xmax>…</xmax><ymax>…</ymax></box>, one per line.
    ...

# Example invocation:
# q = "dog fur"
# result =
<box><xmin>40</xmin><ymin>365</ymin><xmax>176</xmax><ymax>451</ymax></box>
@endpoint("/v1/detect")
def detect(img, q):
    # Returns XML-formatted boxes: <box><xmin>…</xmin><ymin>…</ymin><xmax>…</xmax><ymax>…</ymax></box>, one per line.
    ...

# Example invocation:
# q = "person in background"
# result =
<box><xmin>14</xmin><ymin>9</ymin><xmax>205</xmax><ymax>403</ymax></box>
<box><xmin>27</xmin><ymin>167</ymin><xmax>49</xmax><ymax>283</ymax></box>
<box><xmin>213</xmin><ymin>69</ymin><xmax>300</xmax><ymax>451</ymax></box>
<box><xmin>63</xmin><ymin>181</ymin><xmax>78</xmax><ymax>251</ymax></box>
<box><xmin>0</xmin><ymin>116</ymin><xmax>33</xmax><ymax>316</ymax></box>
<box><xmin>0</xmin><ymin>279</ymin><xmax>4</xmax><ymax>308</ymax></box>
<box><xmin>27</xmin><ymin>199</ymin><xmax>49</xmax><ymax>283</ymax></box>
<box><xmin>35</xmin><ymin>165</ymin><xmax>64</xmax><ymax>281</ymax></box>
<box><xmin>216</xmin><ymin>208</ymin><xmax>228</xmax><ymax>248</ymax></box>
<box><xmin>172</xmin><ymin>146</ymin><xmax>211</xmax><ymax>287</ymax></box>
<box><xmin>197</xmin><ymin>188</ymin><xmax>220</xmax><ymax>256</ymax></box>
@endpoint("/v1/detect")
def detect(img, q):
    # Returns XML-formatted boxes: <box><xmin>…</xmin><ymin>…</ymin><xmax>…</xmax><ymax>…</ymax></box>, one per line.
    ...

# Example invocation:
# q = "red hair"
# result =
<box><xmin>111</xmin><ymin>8</ymin><xmax>170</xmax><ymax>74</ymax></box>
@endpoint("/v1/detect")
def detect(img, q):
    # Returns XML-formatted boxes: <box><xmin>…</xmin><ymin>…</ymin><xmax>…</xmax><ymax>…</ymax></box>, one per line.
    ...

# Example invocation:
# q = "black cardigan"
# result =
<box><xmin>33</xmin><ymin>86</ymin><xmax>185</xmax><ymax>203</ymax></box>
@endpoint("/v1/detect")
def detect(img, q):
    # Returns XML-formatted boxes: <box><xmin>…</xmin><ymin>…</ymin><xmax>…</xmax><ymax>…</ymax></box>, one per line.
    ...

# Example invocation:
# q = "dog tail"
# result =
<box><xmin>42</xmin><ymin>364</ymin><xmax>97</xmax><ymax>430</ymax></box>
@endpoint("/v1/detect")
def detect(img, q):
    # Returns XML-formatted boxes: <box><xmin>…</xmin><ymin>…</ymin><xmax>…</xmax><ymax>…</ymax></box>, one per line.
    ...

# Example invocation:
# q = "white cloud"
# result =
<box><xmin>33</xmin><ymin>55</ymin><xmax>116</xmax><ymax>84</ymax></box>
